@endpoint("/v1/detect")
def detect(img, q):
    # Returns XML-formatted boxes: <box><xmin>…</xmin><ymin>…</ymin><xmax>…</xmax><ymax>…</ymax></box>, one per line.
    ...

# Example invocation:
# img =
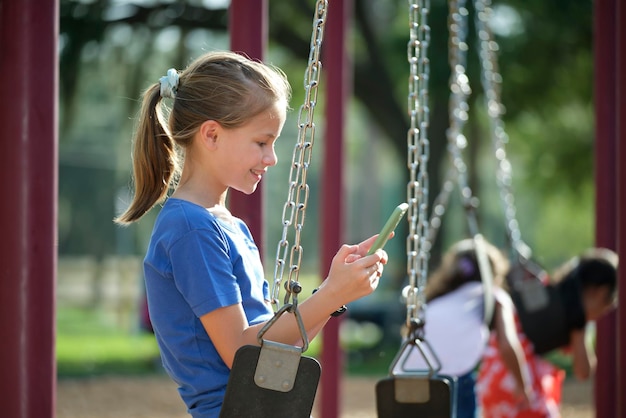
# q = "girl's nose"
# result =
<box><xmin>263</xmin><ymin>148</ymin><xmax>278</xmax><ymax>167</ymax></box>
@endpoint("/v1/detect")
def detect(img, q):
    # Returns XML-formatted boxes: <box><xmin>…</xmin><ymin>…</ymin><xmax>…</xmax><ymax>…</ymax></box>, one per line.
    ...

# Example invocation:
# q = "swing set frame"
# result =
<box><xmin>0</xmin><ymin>1</ymin><xmax>624</xmax><ymax>417</ymax></box>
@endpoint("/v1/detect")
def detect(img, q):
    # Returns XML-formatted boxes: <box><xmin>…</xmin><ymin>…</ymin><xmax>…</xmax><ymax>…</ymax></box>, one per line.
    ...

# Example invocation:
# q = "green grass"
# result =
<box><xmin>56</xmin><ymin>307</ymin><xmax>161</xmax><ymax>377</ymax></box>
<box><xmin>56</xmin><ymin>289</ymin><xmax>325</xmax><ymax>378</ymax></box>
<box><xmin>544</xmin><ymin>350</ymin><xmax>574</xmax><ymax>376</ymax></box>
<box><xmin>345</xmin><ymin>343</ymin><xmax>399</xmax><ymax>376</ymax></box>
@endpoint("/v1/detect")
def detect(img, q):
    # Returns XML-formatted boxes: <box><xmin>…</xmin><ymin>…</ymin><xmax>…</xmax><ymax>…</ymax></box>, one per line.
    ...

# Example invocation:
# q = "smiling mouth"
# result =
<box><xmin>251</xmin><ymin>170</ymin><xmax>265</xmax><ymax>180</ymax></box>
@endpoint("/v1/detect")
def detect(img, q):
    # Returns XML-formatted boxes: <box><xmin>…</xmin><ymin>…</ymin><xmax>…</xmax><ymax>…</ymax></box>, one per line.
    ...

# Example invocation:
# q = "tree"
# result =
<box><xmin>59</xmin><ymin>0</ymin><xmax>595</xmax><ymax>267</ymax></box>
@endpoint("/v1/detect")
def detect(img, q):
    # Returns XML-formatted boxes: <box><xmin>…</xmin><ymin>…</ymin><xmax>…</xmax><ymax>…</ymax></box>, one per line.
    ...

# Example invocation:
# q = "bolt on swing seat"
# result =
<box><xmin>220</xmin><ymin>304</ymin><xmax>321</xmax><ymax>418</ymax></box>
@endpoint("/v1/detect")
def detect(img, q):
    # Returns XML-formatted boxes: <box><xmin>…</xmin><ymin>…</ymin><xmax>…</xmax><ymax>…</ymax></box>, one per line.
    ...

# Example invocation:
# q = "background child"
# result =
<box><xmin>477</xmin><ymin>248</ymin><xmax>618</xmax><ymax>417</ymax></box>
<box><xmin>407</xmin><ymin>238</ymin><xmax>533</xmax><ymax>418</ymax></box>
<box><xmin>115</xmin><ymin>51</ymin><xmax>389</xmax><ymax>418</ymax></box>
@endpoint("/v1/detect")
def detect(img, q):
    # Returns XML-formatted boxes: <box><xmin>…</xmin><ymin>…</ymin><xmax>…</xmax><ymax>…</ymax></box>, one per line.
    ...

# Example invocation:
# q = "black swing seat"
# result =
<box><xmin>219</xmin><ymin>343</ymin><xmax>321</xmax><ymax>418</ymax></box>
<box><xmin>376</xmin><ymin>338</ymin><xmax>457</xmax><ymax>418</ymax></box>
<box><xmin>376</xmin><ymin>374</ymin><xmax>456</xmax><ymax>418</ymax></box>
<box><xmin>508</xmin><ymin>260</ymin><xmax>570</xmax><ymax>355</ymax></box>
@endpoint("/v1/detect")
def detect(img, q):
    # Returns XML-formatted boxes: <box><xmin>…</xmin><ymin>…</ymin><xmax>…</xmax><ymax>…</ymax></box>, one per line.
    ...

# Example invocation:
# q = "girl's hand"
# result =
<box><xmin>320</xmin><ymin>234</ymin><xmax>391</xmax><ymax>307</ymax></box>
<box><xmin>356</xmin><ymin>232</ymin><xmax>394</xmax><ymax>259</ymax></box>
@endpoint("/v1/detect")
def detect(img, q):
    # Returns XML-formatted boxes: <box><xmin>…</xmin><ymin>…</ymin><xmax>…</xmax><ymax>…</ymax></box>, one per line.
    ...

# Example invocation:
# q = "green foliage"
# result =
<box><xmin>59</xmin><ymin>0</ymin><xmax>597</xmax><ymax>266</ymax></box>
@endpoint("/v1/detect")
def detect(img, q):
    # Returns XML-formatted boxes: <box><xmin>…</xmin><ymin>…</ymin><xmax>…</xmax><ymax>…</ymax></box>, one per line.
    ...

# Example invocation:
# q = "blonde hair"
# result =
<box><xmin>425</xmin><ymin>238</ymin><xmax>510</xmax><ymax>302</ymax></box>
<box><xmin>115</xmin><ymin>51</ymin><xmax>291</xmax><ymax>224</ymax></box>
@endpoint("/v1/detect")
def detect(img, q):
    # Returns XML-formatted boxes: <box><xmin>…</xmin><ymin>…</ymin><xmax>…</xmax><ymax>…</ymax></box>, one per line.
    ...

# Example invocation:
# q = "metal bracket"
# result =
<box><xmin>254</xmin><ymin>340</ymin><xmax>302</xmax><ymax>392</ymax></box>
<box><xmin>394</xmin><ymin>376</ymin><xmax>431</xmax><ymax>403</ymax></box>
<box><xmin>517</xmin><ymin>278</ymin><xmax>550</xmax><ymax>312</ymax></box>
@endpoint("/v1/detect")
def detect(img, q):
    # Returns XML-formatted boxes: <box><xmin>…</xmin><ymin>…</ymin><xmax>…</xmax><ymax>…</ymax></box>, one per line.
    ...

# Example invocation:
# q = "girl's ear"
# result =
<box><xmin>199</xmin><ymin>120</ymin><xmax>221</xmax><ymax>149</ymax></box>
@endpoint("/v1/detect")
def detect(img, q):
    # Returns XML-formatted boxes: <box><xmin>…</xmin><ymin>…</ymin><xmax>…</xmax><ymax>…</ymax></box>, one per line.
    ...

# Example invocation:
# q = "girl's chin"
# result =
<box><xmin>234</xmin><ymin>183</ymin><xmax>259</xmax><ymax>195</ymax></box>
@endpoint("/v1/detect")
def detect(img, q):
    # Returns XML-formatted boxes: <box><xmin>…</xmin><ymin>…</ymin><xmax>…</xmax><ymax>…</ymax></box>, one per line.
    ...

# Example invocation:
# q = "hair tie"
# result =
<box><xmin>159</xmin><ymin>68</ymin><xmax>179</xmax><ymax>99</ymax></box>
<box><xmin>458</xmin><ymin>256</ymin><xmax>476</xmax><ymax>278</ymax></box>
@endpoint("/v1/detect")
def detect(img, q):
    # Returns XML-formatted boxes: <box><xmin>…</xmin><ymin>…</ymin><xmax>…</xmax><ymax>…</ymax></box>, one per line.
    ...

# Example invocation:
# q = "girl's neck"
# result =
<box><xmin>174</xmin><ymin>148</ymin><xmax>228</xmax><ymax>208</ymax></box>
<box><xmin>172</xmin><ymin>185</ymin><xmax>228</xmax><ymax>209</ymax></box>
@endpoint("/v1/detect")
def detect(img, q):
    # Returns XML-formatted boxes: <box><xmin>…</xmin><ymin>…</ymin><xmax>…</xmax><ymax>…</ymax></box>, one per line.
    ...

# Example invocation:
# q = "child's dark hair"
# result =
<box><xmin>552</xmin><ymin>248</ymin><xmax>618</xmax><ymax>304</ymax></box>
<box><xmin>425</xmin><ymin>238</ymin><xmax>510</xmax><ymax>302</ymax></box>
<box><xmin>115</xmin><ymin>51</ymin><xmax>292</xmax><ymax>225</ymax></box>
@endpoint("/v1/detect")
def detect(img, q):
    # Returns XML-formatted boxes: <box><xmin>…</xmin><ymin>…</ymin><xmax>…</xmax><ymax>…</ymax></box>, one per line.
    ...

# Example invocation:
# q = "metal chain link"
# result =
<box><xmin>427</xmin><ymin>169</ymin><xmax>454</xmax><ymax>245</ymax></box>
<box><xmin>446</xmin><ymin>0</ymin><xmax>481</xmax><ymax>237</ymax></box>
<box><xmin>271</xmin><ymin>0</ymin><xmax>328</xmax><ymax>310</ymax></box>
<box><xmin>428</xmin><ymin>0</ymin><xmax>477</xmax><ymax>246</ymax></box>
<box><xmin>427</xmin><ymin>0</ymin><xmax>482</xmax><ymax>249</ymax></box>
<box><xmin>405</xmin><ymin>0</ymin><xmax>431</xmax><ymax>335</ymax></box>
<box><xmin>428</xmin><ymin>0</ymin><xmax>466</xmax><ymax>246</ymax></box>
<box><xmin>474</xmin><ymin>0</ymin><xmax>531</xmax><ymax>260</ymax></box>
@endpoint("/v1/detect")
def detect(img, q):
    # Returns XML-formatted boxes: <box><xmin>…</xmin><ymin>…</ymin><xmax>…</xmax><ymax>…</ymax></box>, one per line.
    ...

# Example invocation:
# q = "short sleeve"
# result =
<box><xmin>169</xmin><ymin>228</ymin><xmax>242</xmax><ymax>318</ymax></box>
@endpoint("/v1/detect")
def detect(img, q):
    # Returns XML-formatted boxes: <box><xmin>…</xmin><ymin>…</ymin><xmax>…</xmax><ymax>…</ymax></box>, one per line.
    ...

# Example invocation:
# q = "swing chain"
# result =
<box><xmin>405</xmin><ymin>0</ymin><xmax>431</xmax><ymax>331</ymax></box>
<box><xmin>427</xmin><ymin>170</ymin><xmax>454</xmax><ymax>246</ymax></box>
<box><xmin>272</xmin><ymin>0</ymin><xmax>328</xmax><ymax>311</ymax></box>
<box><xmin>474</xmin><ymin>0</ymin><xmax>531</xmax><ymax>260</ymax></box>
<box><xmin>445</xmin><ymin>0</ymin><xmax>482</xmax><ymax>238</ymax></box>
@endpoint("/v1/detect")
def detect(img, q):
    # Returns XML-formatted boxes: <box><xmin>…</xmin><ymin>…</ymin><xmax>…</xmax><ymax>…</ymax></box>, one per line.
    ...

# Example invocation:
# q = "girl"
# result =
<box><xmin>477</xmin><ymin>248</ymin><xmax>618</xmax><ymax>417</ymax></box>
<box><xmin>411</xmin><ymin>238</ymin><xmax>533</xmax><ymax>418</ymax></box>
<box><xmin>115</xmin><ymin>51</ymin><xmax>388</xmax><ymax>417</ymax></box>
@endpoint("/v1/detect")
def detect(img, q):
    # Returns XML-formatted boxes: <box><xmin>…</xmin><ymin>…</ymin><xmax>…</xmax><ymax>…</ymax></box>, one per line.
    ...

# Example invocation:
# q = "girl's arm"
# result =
<box><xmin>201</xmin><ymin>235</ymin><xmax>388</xmax><ymax>368</ymax></box>
<box><xmin>493</xmin><ymin>293</ymin><xmax>534</xmax><ymax>405</ymax></box>
<box><xmin>570</xmin><ymin>328</ymin><xmax>594</xmax><ymax>380</ymax></box>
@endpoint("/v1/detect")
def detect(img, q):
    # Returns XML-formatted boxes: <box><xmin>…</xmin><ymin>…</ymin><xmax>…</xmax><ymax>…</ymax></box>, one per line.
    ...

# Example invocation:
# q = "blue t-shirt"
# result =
<box><xmin>143</xmin><ymin>198</ymin><xmax>274</xmax><ymax>417</ymax></box>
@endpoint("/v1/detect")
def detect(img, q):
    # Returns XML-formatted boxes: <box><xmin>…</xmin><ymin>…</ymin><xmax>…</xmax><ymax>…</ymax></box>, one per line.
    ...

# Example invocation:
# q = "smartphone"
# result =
<box><xmin>366</xmin><ymin>203</ymin><xmax>409</xmax><ymax>255</ymax></box>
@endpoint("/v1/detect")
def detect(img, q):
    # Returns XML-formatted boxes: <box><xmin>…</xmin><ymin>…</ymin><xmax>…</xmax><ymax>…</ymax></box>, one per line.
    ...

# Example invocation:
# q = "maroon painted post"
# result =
<box><xmin>593</xmin><ymin>0</ymin><xmax>618</xmax><ymax>416</ymax></box>
<box><xmin>320</xmin><ymin>1</ymin><xmax>352</xmax><ymax>417</ymax></box>
<box><xmin>0</xmin><ymin>0</ymin><xmax>58</xmax><ymax>417</ymax></box>
<box><xmin>228</xmin><ymin>0</ymin><xmax>268</xmax><ymax>253</ymax></box>
<box><xmin>615</xmin><ymin>1</ymin><xmax>626</xmax><ymax>415</ymax></box>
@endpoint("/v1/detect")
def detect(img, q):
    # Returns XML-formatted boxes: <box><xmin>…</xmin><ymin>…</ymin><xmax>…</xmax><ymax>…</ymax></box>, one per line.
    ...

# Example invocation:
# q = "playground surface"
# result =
<box><xmin>57</xmin><ymin>375</ymin><xmax>593</xmax><ymax>418</ymax></box>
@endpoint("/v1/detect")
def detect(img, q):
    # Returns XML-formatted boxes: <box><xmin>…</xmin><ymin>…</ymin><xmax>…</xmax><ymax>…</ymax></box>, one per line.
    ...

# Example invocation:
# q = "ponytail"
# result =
<box><xmin>114</xmin><ymin>84</ymin><xmax>179</xmax><ymax>224</ymax></box>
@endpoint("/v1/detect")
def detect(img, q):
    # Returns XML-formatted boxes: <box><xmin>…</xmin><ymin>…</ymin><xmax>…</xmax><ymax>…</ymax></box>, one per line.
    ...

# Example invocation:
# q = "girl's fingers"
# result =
<box><xmin>364</xmin><ymin>263</ymin><xmax>384</xmax><ymax>280</ymax></box>
<box><xmin>356</xmin><ymin>235</ymin><xmax>379</xmax><ymax>255</ymax></box>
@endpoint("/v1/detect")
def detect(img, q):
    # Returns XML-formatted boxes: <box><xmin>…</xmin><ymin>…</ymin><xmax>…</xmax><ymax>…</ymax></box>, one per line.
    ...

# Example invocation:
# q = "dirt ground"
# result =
<box><xmin>57</xmin><ymin>374</ymin><xmax>593</xmax><ymax>418</ymax></box>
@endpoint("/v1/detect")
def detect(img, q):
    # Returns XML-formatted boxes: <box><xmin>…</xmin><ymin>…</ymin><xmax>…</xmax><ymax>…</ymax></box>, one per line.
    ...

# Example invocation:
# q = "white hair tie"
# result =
<box><xmin>159</xmin><ymin>68</ymin><xmax>179</xmax><ymax>99</ymax></box>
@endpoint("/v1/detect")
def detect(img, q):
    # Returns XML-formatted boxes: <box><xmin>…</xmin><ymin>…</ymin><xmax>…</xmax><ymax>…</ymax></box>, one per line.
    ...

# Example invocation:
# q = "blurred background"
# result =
<box><xmin>57</xmin><ymin>0</ymin><xmax>595</xmax><ymax>397</ymax></box>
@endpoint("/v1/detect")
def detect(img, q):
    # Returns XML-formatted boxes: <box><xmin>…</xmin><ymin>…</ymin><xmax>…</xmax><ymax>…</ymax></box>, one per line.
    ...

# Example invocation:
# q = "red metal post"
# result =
<box><xmin>615</xmin><ymin>1</ymin><xmax>626</xmax><ymax>415</ymax></box>
<box><xmin>228</xmin><ymin>0</ymin><xmax>268</xmax><ymax>252</ymax></box>
<box><xmin>593</xmin><ymin>0</ymin><xmax>618</xmax><ymax>416</ymax></box>
<box><xmin>0</xmin><ymin>0</ymin><xmax>58</xmax><ymax>417</ymax></box>
<box><xmin>320</xmin><ymin>1</ymin><xmax>352</xmax><ymax>417</ymax></box>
